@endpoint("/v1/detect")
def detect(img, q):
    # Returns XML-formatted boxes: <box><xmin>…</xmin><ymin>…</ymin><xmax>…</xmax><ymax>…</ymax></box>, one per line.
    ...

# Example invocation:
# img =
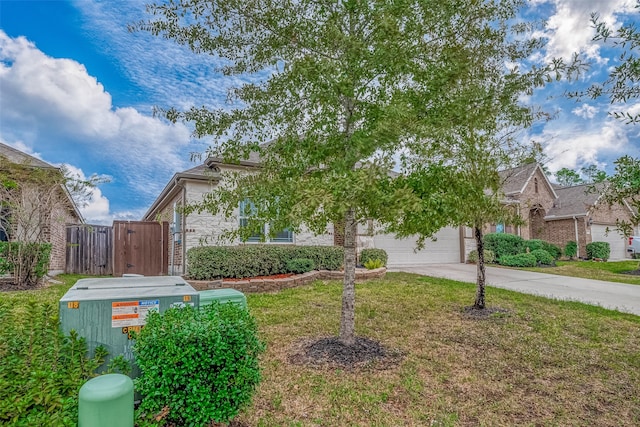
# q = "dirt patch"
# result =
<box><xmin>461</xmin><ymin>306</ymin><xmax>511</xmax><ymax>320</ymax></box>
<box><xmin>288</xmin><ymin>336</ymin><xmax>404</xmax><ymax>370</ymax></box>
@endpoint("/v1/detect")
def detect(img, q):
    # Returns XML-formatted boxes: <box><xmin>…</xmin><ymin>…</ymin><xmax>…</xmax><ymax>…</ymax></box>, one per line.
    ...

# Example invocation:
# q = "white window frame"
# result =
<box><xmin>239</xmin><ymin>199</ymin><xmax>294</xmax><ymax>243</ymax></box>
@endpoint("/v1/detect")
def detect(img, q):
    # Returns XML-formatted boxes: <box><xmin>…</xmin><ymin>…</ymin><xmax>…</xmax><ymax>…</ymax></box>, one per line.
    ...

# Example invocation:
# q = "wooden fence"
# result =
<box><xmin>65</xmin><ymin>224</ymin><xmax>113</xmax><ymax>275</ymax></box>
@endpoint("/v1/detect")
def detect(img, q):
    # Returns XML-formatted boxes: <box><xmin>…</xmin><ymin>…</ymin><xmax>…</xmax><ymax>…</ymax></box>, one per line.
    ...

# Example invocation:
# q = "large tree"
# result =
<box><xmin>136</xmin><ymin>0</ymin><xmax>563</xmax><ymax>344</ymax></box>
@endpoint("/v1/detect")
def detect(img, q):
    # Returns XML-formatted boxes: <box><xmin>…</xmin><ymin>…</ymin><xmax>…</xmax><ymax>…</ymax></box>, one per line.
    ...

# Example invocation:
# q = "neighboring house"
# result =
<box><xmin>0</xmin><ymin>142</ymin><xmax>83</xmax><ymax>274</ymax></box>
<box><xmin>143</xmin><ymin>156</ymin><xmax>465</xmax><ymax>274</ymax></box>
<box><xmin>462</xmin><ymin>162</ymin><xmax>638</xmax><ymax>260</ymax></box>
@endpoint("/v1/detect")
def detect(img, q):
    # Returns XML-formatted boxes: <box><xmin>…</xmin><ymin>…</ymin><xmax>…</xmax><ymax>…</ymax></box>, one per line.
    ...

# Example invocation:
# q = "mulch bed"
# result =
<box><xmin>0</xmin><ymin>278</ymin><xmax>48</xmax><ymax>292</ymax></box>
<box><xmin>223</xmin><ymin>273</ymin><xmax>294</xmax><ymax>282</ymax></box>
<box><xmin>622</xmin><ymin>269</ymin><xmax>640</xmax><ymax>276</ymax></box>
<box><xmin>288</xmin><ymin>336</ymin><xmax>404</xmax><ymax>370</ymax></box>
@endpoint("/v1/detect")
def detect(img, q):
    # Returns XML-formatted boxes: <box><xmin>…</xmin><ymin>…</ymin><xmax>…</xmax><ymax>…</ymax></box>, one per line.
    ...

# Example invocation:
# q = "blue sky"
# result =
<box><xmin>1</xmin><ymin>0</ymin><xmax>639</xmax><ymax>225</ymax></box>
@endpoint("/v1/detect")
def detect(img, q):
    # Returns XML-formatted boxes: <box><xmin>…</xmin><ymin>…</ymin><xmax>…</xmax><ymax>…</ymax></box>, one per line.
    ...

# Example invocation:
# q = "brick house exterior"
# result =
<box><xmin>0</xmin><ymin>142</ymin><xmax>83</xmax><ymax>274</ymax></box>
<box><xmin>462</xmin><ymin>163</ymin><xmax>637</xmax><ymax>260</ymax></box>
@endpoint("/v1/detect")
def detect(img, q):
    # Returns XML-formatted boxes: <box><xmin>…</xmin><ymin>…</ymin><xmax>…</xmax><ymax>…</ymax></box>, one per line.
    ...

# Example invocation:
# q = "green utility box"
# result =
<box><xmin>60</xmin><ymin>276</ymin><xmax>199</xmax><ymax>377</ymax></box>
<box><xmin>199</xmin><ymin>288</ymin><xmax>247</xmax><ymax>310</ymax></box>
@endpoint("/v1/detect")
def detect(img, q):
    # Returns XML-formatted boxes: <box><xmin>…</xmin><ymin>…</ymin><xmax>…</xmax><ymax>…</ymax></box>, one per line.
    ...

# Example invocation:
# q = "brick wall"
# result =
<box><xmin>49</xmin><ymin>205</ymin><xmax>80</xmax><ymax>274</ymax></box>
<box><xmin>545</xmin><ymin>217</ymin><xmax>588</xmax><ymax>258</ymax></box>
<box><xmin>518</xmin><ymin>168</ymin><xmax>557</xmax><ymax>240</ymax></box>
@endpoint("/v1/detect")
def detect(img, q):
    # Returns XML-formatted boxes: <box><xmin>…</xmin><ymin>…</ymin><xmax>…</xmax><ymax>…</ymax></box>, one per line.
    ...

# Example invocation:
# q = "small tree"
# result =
<box><xmin>0</xmin><ymin>158</ymin><xmax>82</xmax><ymax>286</ymax></box>
<box><xmin>555</xmin><ymin>168</ymin><xmax>583</xmax><ymax>187</ymax></box>
<box><xmin>135</xmin><ymin>0</ymin><xmax>556</xmax><ymax>341</ymax></box>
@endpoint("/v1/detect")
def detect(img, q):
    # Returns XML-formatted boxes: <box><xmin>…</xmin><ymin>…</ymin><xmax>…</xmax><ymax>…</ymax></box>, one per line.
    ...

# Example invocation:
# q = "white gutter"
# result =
<box><xmin>573</xmin><ymin>216</ymin><xmax>580</xmax><ymax>258</ymax></box>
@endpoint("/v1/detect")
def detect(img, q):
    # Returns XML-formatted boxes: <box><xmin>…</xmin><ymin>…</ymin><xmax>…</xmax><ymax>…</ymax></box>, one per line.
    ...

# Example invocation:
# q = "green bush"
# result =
<box><xmin>467</xmin><ymin>249</ymin><xmax>496</xmax><ymax>264</ymax></box>
<box><xmin>531</xmin><ymin>249</ymin><xmax>555</xmax><ymax>265</ymax></box>
<box><xmin>524</xmin><ymin>239</ymin><xmax>544</xmax><ymax>252</ymax></box>
<box><xmin>285</xmin><ymin>258</ymin><xmax>315</xmax><ymax>274</ymax></box>
<box><xmin>0</xmin><ymin>242</ymin><xmax>51</xmax><ymax>285</ymax></box>
<box><xmin>359</xmin><ymin>248</ymin><xmax>388</xmax><ymax>266</ymax></box>
<box><xmin>541</xmin><ymin>241</ymin><xmax>562</xmax><ymax>259</ymax></box>
<box><xmin>565</xmin><ymin>241</ymin><xmax>578</xmax><ymax>259</ymax></box>
<box><xmin>134</xmin><ymin>304</ymin><xmax>264</xmax><ymax>426</ymax></box>
<box><xmin>187</xmin><ymin>245</ymin><xmax>343</xmax><ymax>279</ymax></box>
<box><xmin>586</xmin><ymin>241</ymin><xmax>611</xmax><ymax>260</ymax></box>
<box><xmin>0</xmin><ymin>300</ymin><xmax>107</xmax><ymax>426</ymax></box>
<box><xmin>484</xmin><ymin>233</ymin><xmax>525</xmax><ymax>259</ymax></box>
<box><xmin>499</xmin><ymin>253</ymin><xmax>537</xmax><ymax>267</ymax></box>
<box><xmin>363</xmin><ymin>259</ymin><xmax>384</xmax><ymax>269</ymax></box>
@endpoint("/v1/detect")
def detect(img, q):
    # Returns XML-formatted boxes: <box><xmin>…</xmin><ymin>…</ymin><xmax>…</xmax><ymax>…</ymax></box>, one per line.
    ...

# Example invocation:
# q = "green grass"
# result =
<box><xmin>235</xmin><ymin>273</ymin><xmax>640</xmax><ymax>426</ymax></box>
<box><xmin>2</xmin><ymin>273</ymin><xmax>639</xmax><ymax>426</ymax></box>
<box><xmin>522</xmin><ymin>260</ymin><xmax>640</xmax><ymax>285</ymax></box>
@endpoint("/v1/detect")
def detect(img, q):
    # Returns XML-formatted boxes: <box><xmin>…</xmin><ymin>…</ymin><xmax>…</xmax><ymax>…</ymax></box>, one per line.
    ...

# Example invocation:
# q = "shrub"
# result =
<box><xmin>531</xmin><ymin>249</ymin><xmax>555</xmax><ymax>265</ymax></box>
<box><xmin>134</xmin><ymin>304</ymin><xmax>264</xmax><ymax>426</ymax></box>
<box><xmin>363</xmin><ymin>259</ymin><xmax>384</xmax><ymax>269</ymax></box>
<box><xmin>565</xmin><ymin>241</ymin><xmax>578</xmax><ymax>259</ymax></box>
<box><xmin>586</xmin><ymin>241</ymin><xmax>611</xmax><ymax>260</ymax></box>
<box><xmin>541</xmin><ymin>241</ymin><xmax>562</xmax><ymax>259</ymax></box>
<box><xmin>0</xmin><ymin>300</ymin><xmax>107</xmax><ymax>425</ymax></box>
<box><xmin>187</xmin><ymin>245</ymin><xmax>344</xmax><ymax>279</ymax></box>
<box><xmin>467</xmin><ymin>249</ymin><xmax>496</xmax><ymax>264</ymax></box>
<box><xmin>524</xmin><ymin>239</ymin><xmax>544</xmax><ymax>252</ymax></box>
<box><xmin>359</xmin><ymin>248</ymin><xmax>388</xmax><ymax>266</ymax></box>
<box><xmin>285</xmin><ymin>258</ymin><xmax>315</xmax><ymax>274</ymax></box>
<box><xmin>0</xmin><ymin>241</ymin><xmax>51</xmax><ymax>286</ymax></box>
<box><xmin>499</xmin><ymin>253</ymin><xmax>537</xmax><ymax>267</ymax></box>
<box><xmin>484</xmin><ymin>233</ymin><xmax>525</xmax><ymax>259</ymax></box>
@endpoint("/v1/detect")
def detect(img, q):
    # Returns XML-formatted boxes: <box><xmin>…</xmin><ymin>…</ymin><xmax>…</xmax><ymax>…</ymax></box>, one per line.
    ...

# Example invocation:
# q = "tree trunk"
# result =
<box><xmin>339</xmin><ymin>207</ymin><xmax>357</xmax><ymax>346</ymax></box>
<box><xmin>473</xmin><ymin>225</ymin><xmax>486</xmax><ymax>310</ymax></box>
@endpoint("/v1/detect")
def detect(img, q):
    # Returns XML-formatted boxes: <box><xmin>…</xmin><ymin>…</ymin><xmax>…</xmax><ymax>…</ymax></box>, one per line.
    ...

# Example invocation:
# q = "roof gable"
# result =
<box><xmin>499</xmin><ymin>162</ymin><xmax>558</xmax><ymax>199</ymax></box>
<box><xmin>0</xmin><ymin>143</ymin><xmax>55</xmax><ymax>169</ymax></box>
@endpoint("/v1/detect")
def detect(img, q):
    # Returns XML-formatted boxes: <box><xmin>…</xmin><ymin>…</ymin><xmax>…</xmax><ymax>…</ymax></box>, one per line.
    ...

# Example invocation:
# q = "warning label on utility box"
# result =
<box><xmin>111</xmin><ymin>300</ymin><xmax>159</xmax><ymax>328</ymax></box>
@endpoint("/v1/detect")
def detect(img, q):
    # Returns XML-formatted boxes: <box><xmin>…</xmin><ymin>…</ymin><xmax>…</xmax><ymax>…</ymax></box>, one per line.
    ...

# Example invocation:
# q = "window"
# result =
<box><xmin>495</xmin><ymin>223</ymin><xmax>505</xmax><ymax>233</ymax></box>
<box><xmin>239</xmin><ymin>199</ymin><xmax>293</xmax><ymax>243</ymax></box>
<box><xmin>534</xmin><ymin>177</ymin><xmax>538</xmax><ymax>194</ymax></box>
<box><xmin>0</xmin><ymin>207</ymin><xmax>9</xmax><ymax>242</ymax></box>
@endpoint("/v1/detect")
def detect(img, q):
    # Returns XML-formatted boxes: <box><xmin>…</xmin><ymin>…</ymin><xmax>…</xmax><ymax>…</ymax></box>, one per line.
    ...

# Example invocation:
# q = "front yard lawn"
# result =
<box><xmin>2</xmin><ymin>273</ymin><xmax>639</xmax><ymax>426</ymax></box>
<box><xmin>522</xmin><ymin>260</ymin><xmax>640</xmax><ymax>286</ymax></box>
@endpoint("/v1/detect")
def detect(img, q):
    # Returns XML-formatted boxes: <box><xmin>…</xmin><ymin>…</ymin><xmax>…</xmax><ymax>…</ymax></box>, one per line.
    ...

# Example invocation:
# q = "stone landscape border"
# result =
<box><xmin>186</xmin><ymin>267</ymin><xmax>387</xmax><ymax>293</ymax></box>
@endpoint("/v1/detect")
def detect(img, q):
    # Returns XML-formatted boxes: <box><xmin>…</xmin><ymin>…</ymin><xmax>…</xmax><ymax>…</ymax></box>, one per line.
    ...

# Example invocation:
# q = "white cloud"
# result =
<box><xmin>572</xmin><ymin>103</ymin><xmax>599</xmax><ymax>119</ymax></box>
<box><xmin>534</xmin><ymin>0</ymin><xmax>638</xmax><ymax>62</ymax></box>
<box><xmin>0</xmin><ymin>30</ymin><xmax>194</xmax><ymax>216</ymax></box>
<box><xmin>539</xmin><ymin>119</ymin><xmax>629</xmax><ymax>172</ymax></box>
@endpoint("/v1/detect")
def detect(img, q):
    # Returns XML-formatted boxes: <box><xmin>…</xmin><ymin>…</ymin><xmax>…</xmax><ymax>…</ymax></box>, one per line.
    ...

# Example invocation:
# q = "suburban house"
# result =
<box><xmin>142</xmin><ymin>156</ymin><xmax>465</xmax><ymax>273</ymax></box>
<box><xmin>144</xmin><ymin>157</ymin><xmax>635</xmax><ymax>274</ymax></box>
<box><xmin>464</xmin><ymin>162</ymin><xmax>638</xmax><ymax>260</ymax></box>
<box><xmin>0</xmin><ymin>142</ymin><xmax>83</xmax><ymax>275</ymax></box>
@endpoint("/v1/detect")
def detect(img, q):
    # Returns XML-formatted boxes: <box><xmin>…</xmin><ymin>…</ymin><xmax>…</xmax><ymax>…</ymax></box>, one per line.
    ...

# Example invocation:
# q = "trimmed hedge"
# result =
<box><xmin>540</xmin><ymin>241</ymin><xmax>562</xmax><ymax>259</ymax></box>
<box><xmin>134</xmin><ymin>304</ymin><xmax>264</xmax><ymax>426</ymax></box>
<box><xmin>586</xmin><ymin>241</ymin><xmax>611</xmax><ymax>260</ymax></box>
<box><xmin>285</xmin><ymin>258</ymin><xmax>315</xmax><ymax>274</ymax></box>
<box><xmin>467</xmin><ymin>249</ymin><xmax>496</xmax><ymax>264</ymax></box>
<box><xmin>523</xmin><ymin>239</ymin><xmax>544</xmax><ymax>252</ymax></box>
<box><xmin>484</xmin><ymin>233</ymin><xmax>525</xmax><ymax>259</ymax></box>
<box><xmin>187</xmin><ymin>245</ymin><xmax>344</xmax><ymax>280</ymax></box>
<box><xmin>531</xmin><ymin>249</ymin><xmax>554</xmax><ymax>265</ymax></box>
<box><xmin>359</xmin><ymin>248</ymin><xmax>388</xmax><ymax>267</ymax></box>
<box><xmin>499</xmin><ymin>253</ymin><xmax>537</xmax><ymax>267</ymax></box>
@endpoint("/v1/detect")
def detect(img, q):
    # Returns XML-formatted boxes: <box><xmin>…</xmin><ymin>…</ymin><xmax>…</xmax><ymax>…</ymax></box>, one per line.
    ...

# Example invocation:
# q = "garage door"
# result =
<box><xmin>373</xmin><ymin>227</ymin><xmax>461</xmax><ymax>266</ymax></box>
<box><xmin>590</xmin><ymin>225</ymin><xmax>627</xmax><ymax>260</ymax></box>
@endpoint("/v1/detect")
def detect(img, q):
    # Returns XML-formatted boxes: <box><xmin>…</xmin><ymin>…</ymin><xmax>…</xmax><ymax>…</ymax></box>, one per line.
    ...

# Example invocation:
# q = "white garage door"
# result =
<box><xmin>373</xmin><ymin>227</ymin><xmax>461</xmax><ymax>266</ymax></box>
<box><xmin>590</xmin><ymin>225</ymin><xmax>627</xmax><ymax>261</ymax></box>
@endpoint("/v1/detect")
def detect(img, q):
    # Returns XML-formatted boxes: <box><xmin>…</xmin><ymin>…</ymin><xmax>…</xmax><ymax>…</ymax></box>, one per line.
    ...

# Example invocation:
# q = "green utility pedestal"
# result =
<box><xmin>79</xmin><ymin>374</ymin><xmax>133</xmax><ymax>427</ymax></box>
<box><xmin>199</xmin><ymin>288</ymin><xmax>247</xmax><ymax>310</ymax></box>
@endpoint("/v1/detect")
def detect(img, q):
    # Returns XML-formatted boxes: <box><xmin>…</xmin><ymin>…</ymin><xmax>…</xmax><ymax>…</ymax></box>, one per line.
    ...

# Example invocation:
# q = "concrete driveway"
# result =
<box><xmin>388</xmin><ymin>263</ymin><xmax>640</xmax><ymax>316</ymax></box>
